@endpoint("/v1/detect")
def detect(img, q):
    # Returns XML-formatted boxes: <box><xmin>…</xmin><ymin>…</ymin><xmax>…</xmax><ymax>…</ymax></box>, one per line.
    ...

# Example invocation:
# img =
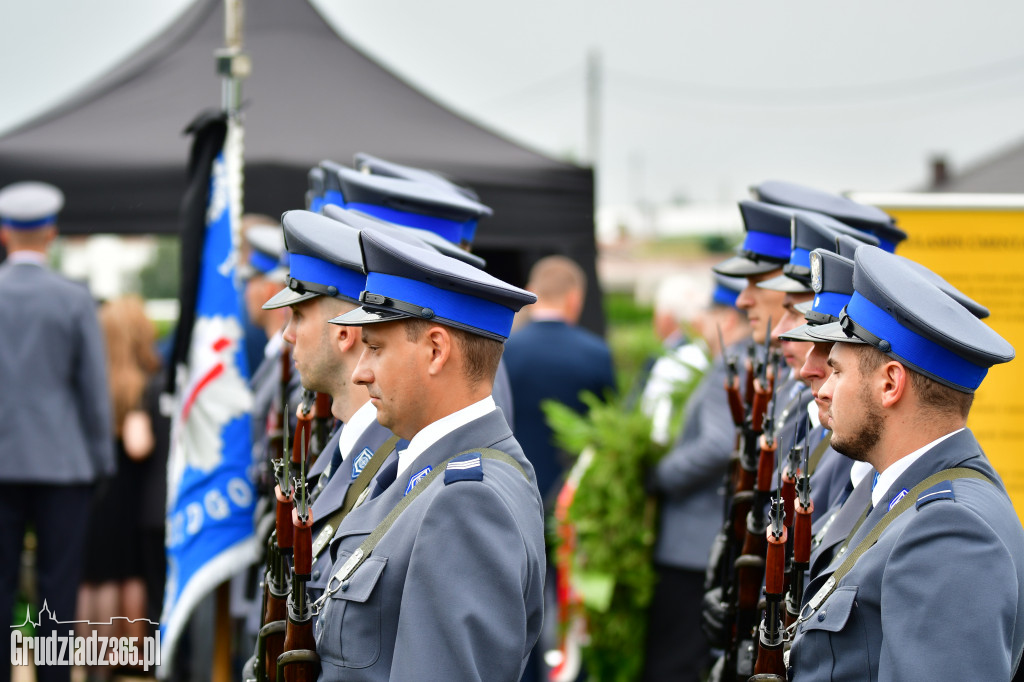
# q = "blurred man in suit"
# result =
<box><xmin>504</xmin><ymin>255</ymin><xmax>616</xmax><ymax>506</ymax></box>
<box><xmin>0</xmin><ymin>182</ymin><xmax>114</xmax><ymax>682</ymax></box>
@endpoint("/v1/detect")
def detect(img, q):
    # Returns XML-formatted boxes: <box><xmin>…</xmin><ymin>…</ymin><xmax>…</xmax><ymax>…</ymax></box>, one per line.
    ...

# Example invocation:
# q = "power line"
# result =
<box><xmin>469</xmin><ymin>63</ymin><xmax>584</xmax><ymax>109</ymax></box>
<box><xmin>606</xmin><ymin>51</ymin><xmax>1024</xmax><ymax>108</ymax></box>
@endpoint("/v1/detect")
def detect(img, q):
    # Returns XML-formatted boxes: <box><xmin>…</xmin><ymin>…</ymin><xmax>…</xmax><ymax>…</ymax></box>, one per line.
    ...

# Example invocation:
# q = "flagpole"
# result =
<box><xmin>214</xmin><ymin>3</ymin><xmax>249</xmax><ymax>681</ymax></box>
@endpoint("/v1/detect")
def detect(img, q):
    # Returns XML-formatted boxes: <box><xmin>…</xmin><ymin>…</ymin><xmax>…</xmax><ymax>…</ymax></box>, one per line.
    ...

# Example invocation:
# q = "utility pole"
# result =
<box><xmin>586</xmin><ymin>48</ymin><xmax>602</xmax><ymax>170</ymax></box>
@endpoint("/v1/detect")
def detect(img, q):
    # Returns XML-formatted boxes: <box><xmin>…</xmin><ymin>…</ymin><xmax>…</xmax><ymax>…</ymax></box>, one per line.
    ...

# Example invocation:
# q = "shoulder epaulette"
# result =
<box><xmin>916</xmin><ymin>480</ymin><xmax>957</xmax><ymax>510</ymax></box>
<box><xmin>444</xmin><ymin>452</ymin><xmax>484</xmax><ymax>484</ymax></box>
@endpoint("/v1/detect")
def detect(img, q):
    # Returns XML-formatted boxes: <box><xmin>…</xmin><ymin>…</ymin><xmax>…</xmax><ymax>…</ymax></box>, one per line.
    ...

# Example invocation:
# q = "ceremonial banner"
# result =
<box><xmin>852</xmin><ymin>192</ymin><xmax>1024</xmax><ymax>525</ymax></box>
<box><xmin>160</xmin><ymin>111</ymin><xmax>257</xmax><ymax>668</ymax></box>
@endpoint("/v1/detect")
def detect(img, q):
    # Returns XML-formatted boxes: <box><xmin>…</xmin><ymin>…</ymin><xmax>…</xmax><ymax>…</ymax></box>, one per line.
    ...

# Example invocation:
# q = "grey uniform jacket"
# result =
<box><xmin>315</xmin><ymin>408</ymin><xmax>546</xmax><ymax>681</ymax></box>
<box><xmin>790</xmin><ymin>429</ymin><xmax>1024</xmax><ymax>681</ymax></box>
<box><xmin>653</xmin><ymin>351</ymin><xmax>734</xmax><ymax>569</ymax></box>
<box><xmin>306</xmin><ymin>419</ymin><xmax>400</xmax><ymax>603</ymax></box>
<box><xmin>805</xmin><ymin>426</ymin><xmax>855</xmax><ymax>523</ymax></box>
<box><xmin>0</xmin><ymin>261</ymin><xmax>113</xmax><ymax>482</ymax></box>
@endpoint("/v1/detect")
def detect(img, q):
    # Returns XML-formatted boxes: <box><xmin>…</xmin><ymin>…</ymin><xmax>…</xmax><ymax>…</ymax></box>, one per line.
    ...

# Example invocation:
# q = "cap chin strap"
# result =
<box><xmin>360</xmin><ymin>291</ymin><xmax>436</xmax><ymax>320</ymax></box>
<box><xmin>839</xmin><ymin>311</ymin><xmax>890</xmax><ymax>352</ymax></box>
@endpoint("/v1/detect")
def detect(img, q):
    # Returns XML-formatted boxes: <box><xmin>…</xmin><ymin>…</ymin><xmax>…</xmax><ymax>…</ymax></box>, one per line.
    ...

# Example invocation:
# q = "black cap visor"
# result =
<box><xmin>328</xmin><ymin>305</ymin><xmax>409</xmax><ymax>327</ymax></box>
<box><xmin>262</xmin><ymin>286</ymin><xmax>320</xmax><ymax>310</ymax></box>
<box><xmin>804</xmin><ymin>318</ymin><xmax>869</xmax><ymax>345</ymax></box>
<box><xmin>758</xmin><ymin>272</ymin><xmax>812</xmax><ymax>293</ymax></box>
<box><xmin>713</xmin><ymin>253</ymin><xmax>786</xmax><ymax>277</ymax></box>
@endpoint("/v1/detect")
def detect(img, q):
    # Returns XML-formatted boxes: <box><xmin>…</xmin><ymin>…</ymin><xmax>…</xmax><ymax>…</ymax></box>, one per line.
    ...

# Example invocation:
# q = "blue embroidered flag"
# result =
<box><xmin>160</xmin><ymin>114</ymin><xmax>257</xmax><ymax>668</ymax></box>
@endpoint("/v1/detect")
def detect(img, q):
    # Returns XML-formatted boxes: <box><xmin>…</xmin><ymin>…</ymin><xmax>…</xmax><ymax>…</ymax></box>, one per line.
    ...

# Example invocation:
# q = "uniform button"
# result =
<box><xmin>817</xmin><ymin>613</ymin><xmax>826</xmax><ymax>622</ymax></box>
<box><xmin>312</xmin><ymin>570</ymin><xmax>321</xmax><ymax>581</ymax></box>
<box><xmin>340</xmin><ymin>580</ymin><xmax>350</xmax><ymax>592</ymax></box>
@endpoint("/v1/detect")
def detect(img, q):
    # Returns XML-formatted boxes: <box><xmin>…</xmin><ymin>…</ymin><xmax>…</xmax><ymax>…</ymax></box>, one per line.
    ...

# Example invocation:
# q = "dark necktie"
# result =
<box><xmin>370</xmin><ymin>459</ymin><xmax>399</xmax><ymax>499</ymax></box>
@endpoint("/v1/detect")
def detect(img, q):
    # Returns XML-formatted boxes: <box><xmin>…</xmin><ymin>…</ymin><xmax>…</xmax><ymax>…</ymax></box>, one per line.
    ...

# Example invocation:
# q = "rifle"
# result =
<box><xmin>278</xmin><ymin>428</ymin><xmax>320</xmax><ymax>682</ymax></box>
<box><xmin>720</xmin><ymin>324</ymin><xmax>745</xmax><ymax>431</ymax></box>
<box><xmin>779</xmin><ymin>418</ymin><xmax>806</xmax><ymax>596</ymax></box>
<box><xmin>750</xmin><ymin>467</ymin><xmax>788</xmax><ymax>681</ymax></box>
<box><xmin>785</xmin><ymin>441</ymin><xmax>813</xmax><ymax>628</ymax></box>
<box><xmin>257</xmin><ymin>414</ymin><xmax>294</xmax><ymax>682</ymax></box>
<box><xmin>704</xmin><ymin>324</ymin><xmax>773</xmax><ymax>666</ymax></box>
<box><xmin>722</xmin><ymin>373</ymin><xmax>778</xmax><ymax>681</ymax></box>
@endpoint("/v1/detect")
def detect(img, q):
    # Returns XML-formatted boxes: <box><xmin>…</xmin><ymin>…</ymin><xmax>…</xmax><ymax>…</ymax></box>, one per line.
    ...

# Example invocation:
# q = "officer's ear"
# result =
<box><xmin>335</xmin><ymin>324</ymin><xmax>359</xmax><ymax>354</ymax></box>
<box><xmin>879</xmin><ymin>359</ymin><xmax>909</xmax><ymax>409</ymax></box>
<box><xmin>424</xmin><ymin>325</ymin><xmax>453</xmax><ymax>377</ymax></box>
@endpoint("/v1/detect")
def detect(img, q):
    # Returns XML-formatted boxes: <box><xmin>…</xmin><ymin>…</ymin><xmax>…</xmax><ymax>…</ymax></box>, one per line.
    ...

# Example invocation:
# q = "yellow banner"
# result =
<box><xmin>855</xmin><ymin>194</ymin><xmax>1024</xmax><ymax>524</ymax></box>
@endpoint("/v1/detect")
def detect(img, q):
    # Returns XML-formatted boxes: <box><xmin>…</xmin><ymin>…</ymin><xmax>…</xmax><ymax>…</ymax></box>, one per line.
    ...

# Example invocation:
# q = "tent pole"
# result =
<box><xmin>212</xmin><ymin>4</ymin><xmax>250</xmax><ymax>682</ymax></box>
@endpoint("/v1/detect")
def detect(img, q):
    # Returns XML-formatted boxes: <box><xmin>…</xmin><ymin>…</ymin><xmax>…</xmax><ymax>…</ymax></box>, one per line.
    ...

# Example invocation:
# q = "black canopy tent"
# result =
<box><xmin>0</xmin><ymin>0</ymin><xmax>603</xmax><ymax>330</ymax></box>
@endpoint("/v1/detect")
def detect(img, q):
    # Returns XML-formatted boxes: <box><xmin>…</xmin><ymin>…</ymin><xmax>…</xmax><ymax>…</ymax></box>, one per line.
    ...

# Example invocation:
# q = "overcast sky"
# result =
<box><xmin>2</xmin><ymin>0</ymin><xmax>1023</xmax><ymax>208</ymax></box>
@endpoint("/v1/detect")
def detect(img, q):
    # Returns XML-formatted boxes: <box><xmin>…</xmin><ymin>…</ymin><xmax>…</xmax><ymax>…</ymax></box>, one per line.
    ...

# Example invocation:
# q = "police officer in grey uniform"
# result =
<box><xmin>0</xmin><ymin>182</ymin><xmax>114</xmax><ymax>682</ymax></box>
<box><xmin>318</xmin><ymin>158</ymin><xmax>517</xmax><ymax>428</ymax></box>
<box><xmin>260</xmin><ymin>210</ymin><xmax>397</xmax><ymax>605</ymax></box>
<box><xmin>314</xmin><ymin>229</ymin><xmax>544</xmax><ymax>681</ymax></box>
<box><xmin>714</xmin><ymin>200</ymin><xmax>809</xmax><ymax>456</ymax></box>
<box><xmin>239</xmin><ymin>223</ymin><xmax>300</xmax><ymax>477</ymax></box>
<box><xmin>788</xmin><ymin>245</ymin><xmax>1024</xmax><ymax>680</ymax></box>
<box><xmin>785</xmin><ymin>237</ymin><xmax>996</xmax><ymax>579</ymax></box>
<box><xmin>759</xmin><ymin>214</ymin><xmax>877</xmax><ymax>516</ymax></box>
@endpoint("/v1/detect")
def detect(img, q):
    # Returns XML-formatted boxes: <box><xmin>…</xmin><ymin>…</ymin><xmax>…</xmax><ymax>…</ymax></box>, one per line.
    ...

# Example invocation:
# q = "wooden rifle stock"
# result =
<box><xmin>264</xmin><ymin>484</ymin><xmax>294</xmax><ymax>682</ymax></box>
<box><xmin>752</xmin><ymin>498</ymin><xmax>788</xmax><ymax>681</ymax></box>
<box><xmin>280</xmin><ymin>507</ymin><xmax>318</xmax><ymax>682</ymax></box>
<box><xmin>786</xmin><ymin>472</ymin><xmax>814</xmax><ymax>627</ymax></box>
<box><xmin>279</xmin><ymin>428</ymin><xmax>320</xmax><ymax>682</ymax></box>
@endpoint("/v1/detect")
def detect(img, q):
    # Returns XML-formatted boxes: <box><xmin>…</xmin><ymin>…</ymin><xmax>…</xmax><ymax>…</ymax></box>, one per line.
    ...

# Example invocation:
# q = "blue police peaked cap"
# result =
<box><xmin>329</xmin><ymin>230</ymin><xmax>536</xmax><ymax>341</ymax></box>
<box><xmin>353</xmin><ymin>152</ymin><xmax>481</xmax><ymax>202</ymax></box>
<box><xmin>322</xmin><ymin>204</ymin><xmax>487</xmax><ymax>269</ymax></box>
<box><xmin>0</xmin><ymin>182</ymin><xmax>64</xmax><ymax>230</ymax></box>
<box><xmin>759</xmin><ymin>212</ymin><xmax>878</xmax><ymax>292</ymax></box>
<box><xmin>778</xmin><ymin>250</ymin><xmax>855</xmax><ymax>342</ymax></box>
<box><xmin>239</xmin><ymin>224</ymin><xmax>288</xmax><ymax>283</ymax></box>
<box><xmin>320</xmin><ymin>162</ymin><xmax>492</xmax><ymax>246</ymax></box>
<box><xmin>806</xmin><ymin>246</ymin><xmax>1013</xmax><ymax>392</ymax></box>
<box><xmin>262</xmin><ymin>210</ymin><xmax>366</xmax><ymax>310</ymax></box>
<box><xmin>713</xmin><ymin>201</ymin><xmax>794</xmax><ymax>276</ymax></box>
<box><xmin>895</xmin><ymin>255</ymin><xmax>989</xmax><ymax>319</ymax></box>
<box><xmin>752</xmin><ymin>180</ymin><xmax>907</xmax><ymax>252</ymax></box>
<box><xmin>712</xmin><ymin>273</ymin><xmax>746</xmax><ymax>308</ymax></box>
<box><xmin>307</xmin><ymin>167</ymin><xmax>325</xmax><ymax>213</ymax></box>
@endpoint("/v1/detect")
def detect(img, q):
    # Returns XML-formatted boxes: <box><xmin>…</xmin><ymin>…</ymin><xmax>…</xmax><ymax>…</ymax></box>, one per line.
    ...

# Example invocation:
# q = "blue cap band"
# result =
<box><xmin>713</xmin><ymin>283</ymin><xmax>740</xmax><ymax>308</ymax></box>
<box><xmin>742</xmin><ymin>230</ymin><xmax>791</xmax><ymax>261</ymax></box>
<box><xmin>346</xmin><ymin>202</ymin><xmax>465</xmax><ymax>244</ymax></box>
<box><xmin>2</xmin><ymin>215</ymin><xmax>56</xmax><ymax>230</ymax></box>
<box><xmin>308</xmin><ymin>195</ymin><xmax>325</xmax><ymax>213</ymax></box>
<box><xmin>365</xmin><ymin>271</ymin><xmax>515</xmax><ymax>338</ymax></box>
<box><xmin>248</xmin><ymin>250</ymin><xmax>280</xmax><ymax>275</ymax></box>
<box><xmin>461</xmin><ymin>221</ymin><xmax>478</xmax><ymax>244</ymax></box>
<box><xmin>847</xmin><ymin>292</ymin><xmax>988</xmax><ymax>390</ymax></box>
<box><xmin>789</xmin><ymin>247</ymin><xmax>812</xmax><ymax>270</ymax></box>
<box><xmin>289</xmin><ymin>253</ymin><xmax>366</xmax><ymax>301</ymax></box>
<box><xmin>812</xmin><ymin>291</ymin><xmax>851</xmax><ymax>319</ymax></box>
<box><xmin>875</xmin><ymin>237</ymin><xmax>897</xmax><ymax>253</ymax></box>
<box><xmin>323</xmin><ymin>189</ymin><xmax>345</xmax><ymax>208</ymax></box>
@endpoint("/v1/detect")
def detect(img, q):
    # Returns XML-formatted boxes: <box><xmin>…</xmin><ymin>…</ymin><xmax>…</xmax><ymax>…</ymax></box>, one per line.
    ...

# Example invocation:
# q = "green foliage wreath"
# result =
<box><xmin>543</xmin><ymin>366</ymin><xmax>703</xmax><ymax>681</ymax></box>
